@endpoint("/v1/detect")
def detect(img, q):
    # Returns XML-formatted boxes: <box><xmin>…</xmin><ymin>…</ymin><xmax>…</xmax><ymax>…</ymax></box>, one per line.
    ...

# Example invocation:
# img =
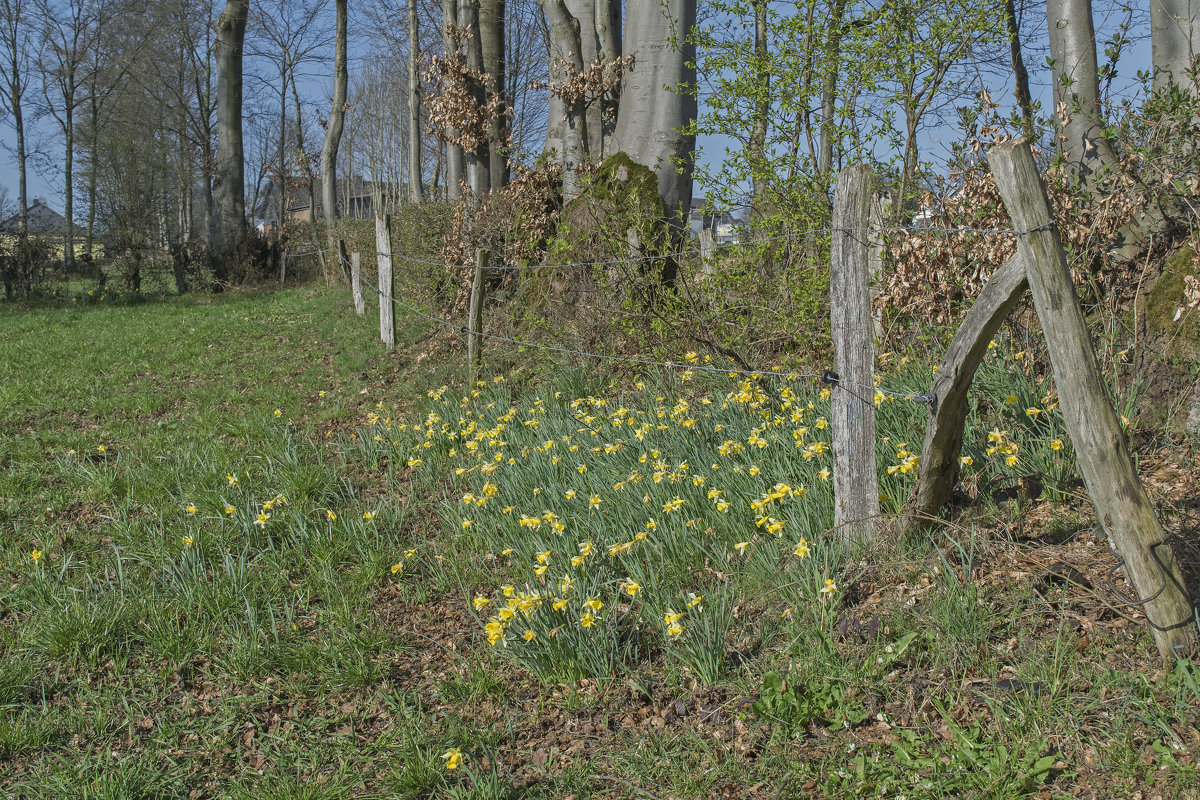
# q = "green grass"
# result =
<box><xmin>0</xmin><ymin>285</ymin><xmax>1196</xmax><ymax>798</ymax></box>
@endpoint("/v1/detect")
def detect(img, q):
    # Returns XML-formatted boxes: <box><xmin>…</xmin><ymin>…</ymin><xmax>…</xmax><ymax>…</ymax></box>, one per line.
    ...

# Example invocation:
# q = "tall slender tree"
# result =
<box><xmin>319</xmin><ymin>0</ymin><xmax>347</xmax><ymax>245</ymax></box>
<box><xmin>212</xmin><ymin>0</ymin><xmax>249</xmax><ymax>287</ymax></box>
<box><xmin>479</xmin><ymin>0</ymin><xmax>506</xmax><ymax>186</ymax></box>
<box><xmin>609</xmin><ymin>0</ymin><xmax>697</xmax><ymax>235</ymax></box>
<box><xmin>1150</xmin><ymin>0</ymin><xmax>1198</xmax><ymax>96</ymax></box>
<box><xmin>407</xmin><ymin>0</ymin><xmax>423</xmax><ymax>201</ymax></box>
<box><xmin>0</xmin><ymin>0</ymin><xmax>32</xmax><ymax>272</ymax></box>
<box><xmin>37</xmin><ymin>0</ymin><xmax>99</xmax><ymax>271</ymax></box>
<box><xmin>442</xmin><ymin>0</ymin><xmax>464</xmax><ymax>200</ymax></box>
<box><xmin>1045</xmin><ymin>0</ymin><xmax>1119</xmax><ymax>182</ymax></box>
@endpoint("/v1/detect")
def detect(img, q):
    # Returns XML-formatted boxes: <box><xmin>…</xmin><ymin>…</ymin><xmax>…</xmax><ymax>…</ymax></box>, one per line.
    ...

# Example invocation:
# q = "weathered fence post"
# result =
<box><xmin>351</xmin><ymin>251</ymin><xmax>365</xmax><ymax>316</ymax></box>
<box><xmin>376</xmin><ymin>213</ymin><xmax>395</xmax><ymax>348</ymax></box>
<box><xmin>335</xmin><ymin>239</ymin><xmax>350</xmax><ymax>281</ymax></box>
<box><xmin>698</xmin><ymin>228</ymin><xmax>715</xmax><ymax>277</ymax></box>
<box><xmin>906</xmin><ymin>253</ymin><xmax>1028</xmax><ymax>529</ymax></box>
<box><xmin>279</xmin><ymin>252</ymin><xmax>287</xmax><ymax>287</ymax></box>
<box><xmin>989</xmin><ymin>140</ymin><xmax>1196</xmax><ymax>659</ymax></box>
<box><xmin>830</xmin><ymin>165</ymin><xmax>880</xmax><ymax>548</ymax></box>
<box><xmin>468</xmin><ymin>248</ymin><xmax>487</xmax><ymax>384</ymax></box>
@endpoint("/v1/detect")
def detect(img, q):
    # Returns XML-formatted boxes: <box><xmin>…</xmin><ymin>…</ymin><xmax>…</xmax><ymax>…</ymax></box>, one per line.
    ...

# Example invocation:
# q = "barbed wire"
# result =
<box><xmin>389</xmin><ymin>220</ymin><xmax>1052</xmax><ymax>272</ymax></box>
<box><xmin>352</xmin><ymin>259</ymin><xmax>935</xmax><ymax>405</ymax></box>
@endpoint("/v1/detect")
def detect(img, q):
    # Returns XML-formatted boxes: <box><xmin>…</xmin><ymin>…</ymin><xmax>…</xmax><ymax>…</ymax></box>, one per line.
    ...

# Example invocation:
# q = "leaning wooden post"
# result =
<box><xmin>467</xmin><ymin>248</ymin><xmax>487</xmax><ymax>384</ymax></box>
<box><xmin>989</xmin><ymin>140</ymin><xmax>1196</xmax><ymax>659</ymax></box>
<box><xmin>376</xmin><ymin>213</ymin><xmax>395</xmax><ymax>348</ymax></box>
<box><xmin>830</xmin><ymin>165</ymin><xmax>880</xmax><ymax>548</ymax></box>
<box><xmin>905</xmin><ymin>253</ymin><xmax>1029</xmax><ymax>529</ymax></box>
<box><xmin>351</xmin><ymin>251</ymin><xmax>365</xmax><ymax>316</ymax></box>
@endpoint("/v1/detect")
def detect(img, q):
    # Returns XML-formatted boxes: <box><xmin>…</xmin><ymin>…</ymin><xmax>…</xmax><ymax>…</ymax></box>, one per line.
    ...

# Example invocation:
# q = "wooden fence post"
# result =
<box><xmin>989</xmin><ymin>140</ymin><xmax>1196</xmax><ymax>659</ymax></box>
<box><xmin>376</xmin><ymin>213</ymin><xmax>395</xmax><ymax>348</ymax></box>
<box><xmin>336</xmin><ymin>239</ymin><xmax>350</xmax><ymax>281</ymax></box>
<box><xmin>906</xmin><ymin>253</ymin><xmax>1028</xmax><ymax>528</ymax></box>
<box><xmin>351</xmin><ymin>252</ymin><xmax>365</xmax><ymax>316</ymax></box>
<box><xmin>468</xmin><ymin>248</ymin><xmax>487</xmax><ymax>384</ymax></box>
<box><xmin>279</xmin><ymin>252</ymin><xmax>288</xmax><ymax>287</ymax></box>
<box><xmin>698</xmin><ymin>228</ymin><xmax>715</xmax><ymax>276</ymax></box>
<box><xmin>830</xmin><ymin>165</ymin><xmax>880</xmax><ymax>548</ymax></box>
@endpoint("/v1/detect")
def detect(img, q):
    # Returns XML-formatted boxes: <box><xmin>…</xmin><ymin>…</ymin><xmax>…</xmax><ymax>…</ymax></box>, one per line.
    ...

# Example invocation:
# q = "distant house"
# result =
<box><xmin>0</xmin><ymin>198</ymin><xmax>97</xmax><ymax>260</ymax></box>
<box><xmin>687</xmin><ymin>198</ymin><xmax>744</xmax><ymax>245</ymax></box>
<box><xmin>0</xmin><ymin>198</ymin><xmax>69</xmax><ymax>235</ymax></box>
<box><xmin>254</xmin><ymin>175</ymin><xmax>406</xmax><ymax>236</ymax></box>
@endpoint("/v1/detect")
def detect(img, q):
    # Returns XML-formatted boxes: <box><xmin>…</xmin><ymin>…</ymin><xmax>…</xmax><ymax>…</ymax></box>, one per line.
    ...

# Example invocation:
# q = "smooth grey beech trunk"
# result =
<box><xmin>1150</xmin><ymin>0</ymin><xmax>1198</xmax><ymax>95</ymax></box>
<box><xmin>610</xmin><ymin>0</ymin><xmax>697</xmax><ymax>231</ymax></box>
<box><xmin>543</xmin><ymin>0</ymin><xmax>595</xmax><ymax>161</ymax></box>
<box><xmin>480</xmin><ymin>0</ymin><xmax>507</xmax><ymax>186</ymax></box>
<box><xmin>212</xmin><ymin>0</ymin><xmax>249</xmax><ymax>288</ymax></box>
<box><xmin>408</xmin><ymin>0</ymin><xmax>424</xmax><ymax>202</ymax></box>
<box><xmin>1045</xmin><ymin>0</ymin><xmax>1119</xmax><ymax>183</ymax></box>
<box><xmin>540</xmin><ymin>0</ymin><xmax>587</xmax><ymax>198</ymax></box>
<box><xmin>320</xmin><ymin>0</ymin><xmax>348</xmax><ymax>229</ymax></box>
<box><xmin>459</xmin><ymin>0</ymin><xmax>489</xmax><ymax>197</ymax></box>
<box><xmin>442</xmin><ymin>0</ymin><xmax>464</xmax><ymax>200</ymax></box>
<box><xmin>595</xmin><ymin>0</ymin><xmax>620</xmax><ymax>154</ymax></box>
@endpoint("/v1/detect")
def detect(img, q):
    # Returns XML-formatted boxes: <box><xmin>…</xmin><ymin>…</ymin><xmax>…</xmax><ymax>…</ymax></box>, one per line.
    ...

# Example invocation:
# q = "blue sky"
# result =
<box><xmin>0</xmin><ymin>1</ymin><xmax>1154</xmax><ymax>219</ymax></box>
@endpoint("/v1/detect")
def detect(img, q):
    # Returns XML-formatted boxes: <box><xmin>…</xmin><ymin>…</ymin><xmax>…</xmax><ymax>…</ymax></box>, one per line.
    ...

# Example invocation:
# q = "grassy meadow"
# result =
<box><xmin>1</xmin><ymin>284</ymin><xmax>1198</xmax><ymax>799</ymax></box>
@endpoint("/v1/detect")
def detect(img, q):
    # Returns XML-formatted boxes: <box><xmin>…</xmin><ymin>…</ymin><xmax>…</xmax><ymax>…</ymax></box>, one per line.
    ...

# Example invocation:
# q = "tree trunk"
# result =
<box><xmin>320</xmin><ymin>0</ymin><xmax>348</xmax><ymax>235</ymax></box>
<box><xmin>610</xmin><ymin>0</ymin><xmax>697</xmax><ymax>244</ymax></box>
<box><xmin>1150</xmin><ymin>0</ymin><xmax>1198</xmax><ymax>96</ymax></box>
<box><xmin>540</xmin><ymin>0</ymin><xmax>587</xmax><ymax>199</ymax></box>
<box><xmin>442</xmin><ymin>0</ymin><xmax>465</xmax><ymax>201</ymax></box>
<box><xmin>748</xmin><ymin>0</ymin><xmax>769</xmax><ymax>222</ymax></box>
<box><xmin>1045</xmin><ymin>0</ymin><xmax>1119</xmax><ymax>184</ymax></box>
<box><xmin>407</xmin><ymin>0</ymin><xmax>424</xmax><ymax>202</ymax></box>
<box><xmin>1003</xmin><ymin>0</ymin><xmax>1035</xmax><ymax>139</ymax></box>
<box><xmin>212</xmin><ymin>0</ymin><xmax>249</xmax><ymax>288</ymax></box>
<box><xmin>277</xmin><ymin>64</ymin><xmax>287</xmax><ymax>242</ymax></box>
<box><xmin>595</xmin><ymin>0</ymin><xmax>620</xmax><ymax>156</ymax></box>
<box><xmin>63</xmin><ymin>102</ymin><xmax>74</xmax><ymax>271</ymax></box>
<box><xmin>818</xmin><ymin>0</ymin><xmax>847</xmax><ymax>182</ymax></box>
<box><xmin>459</xmin><ymin>0</ymin><xmax>491</xmax><ymax>197</ymax></box>
<box><xmin>480</xmin><ymin>0</ymin><xmax>507</xmax><ymax>187</ymax></box>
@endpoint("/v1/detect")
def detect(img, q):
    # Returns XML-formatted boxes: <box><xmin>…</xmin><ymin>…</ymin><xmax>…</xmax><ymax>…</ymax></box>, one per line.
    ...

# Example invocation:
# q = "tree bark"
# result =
<box><xmin>479</xmin><ymin>0</ymin><xmax>507</xmax><ymax>187</ymax></box>
<box><xmin>407</xmin><ymin>0</ymin><xmax>424</xmax><ymax>202</ymax></box>
<box><xmin>321</xmin><ymin>0</ymin><xmax>348</xmax><ymax>231</ymax></box>
<box><xmin>1003</xmin><ymin>0</ymin><xmax>1035</xmax><ymax>139</ymax></box>
<box><xmin>818</xmin><ymin>0</ymin><xmax>847</xmax><ymax>183</ymax></box>
<box><xmin>0</xmin><ymin>0</ymin><xmax>30</xmax><ymax>260</ymax></box>
<box><xmin>459</xmin><ymin>0</ymin><xmax>490</xmax><ymax>197</ymax></box>
<box><xmin>443</xmin><ymin>0</ymin><xmax>465</xmax><ymax>200</ymax></box>
<box><xmin>540</xmin><ymin>0</ymin><xmax>587</xmax><ymax>199</ymax></box>
<box><xmin>63</xmin><ymin>99</ymin><xmax>75</xmax><ymax>271</ymax></box>
<box><xmin>1150</xmin><ymin>0</ymin><xmax>1198</xmax><ymax>96</ymax></box>
<box><xmin>1045</xmin><ymin>0</ymin><xmax>1119</xmax><ymax>183</ymax></box>
<box><xmin>212</xmin><ymin>0</ymin><xmax>249</xmax><ymax>288</ymax></box>
<box><xmin>610</xmin><ymin>0</ymin><xmax>697</xmax><ymax>240</ymax></box>
<box><xmin>748</xmin><ymin>0</ymin><xmax>769</xmax><ymax>222</ymax></box>
<box><xmin>595</xmin><ymin>0</ymin><xmax>619</xmax><ymax>155</ymax></box>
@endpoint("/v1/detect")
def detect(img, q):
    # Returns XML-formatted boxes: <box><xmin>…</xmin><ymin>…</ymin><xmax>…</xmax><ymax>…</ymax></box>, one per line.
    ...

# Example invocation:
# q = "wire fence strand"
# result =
<box><xmin>388</xmin><ymin>221</ymin><xmax>1053</xmax><ymax>272</ymax></box>
<box><xmin>353</xmin><ymin>257</ymin><xmax>935</xmax><ymax>404</ymax></box>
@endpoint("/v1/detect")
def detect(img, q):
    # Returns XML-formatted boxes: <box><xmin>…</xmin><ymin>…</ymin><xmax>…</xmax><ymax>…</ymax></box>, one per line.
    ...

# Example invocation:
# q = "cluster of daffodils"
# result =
<box><xmin>357</xmin><ymin>367</ymin><xmax>931</xmax><ymax>678</ymax></box>
<box><xmin>662</xmin><ymin>592</ymin><xmax>705</xmax><ymax>638</ymax></box>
